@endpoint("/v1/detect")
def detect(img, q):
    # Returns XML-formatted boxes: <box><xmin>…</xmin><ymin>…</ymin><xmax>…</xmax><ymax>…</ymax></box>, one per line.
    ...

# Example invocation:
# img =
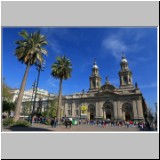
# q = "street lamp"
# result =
<box><xmin>80</xmin><ymin>90</ymin><xmax>85</xmax><ymax>120</ymax></box>
<box><xmin>32</xmin><ymin>60</ymin><xmax>45</xmax><ymax>115</ymax></box>
<box><xmin>47</xmin><ymin>93</ymin><xmax>50</xmax><ymax>111</ymax></box>
<box><xmin>30</xmin><ymin>80</ymin><xmax>36</xmax><ymax>113</ymax></box>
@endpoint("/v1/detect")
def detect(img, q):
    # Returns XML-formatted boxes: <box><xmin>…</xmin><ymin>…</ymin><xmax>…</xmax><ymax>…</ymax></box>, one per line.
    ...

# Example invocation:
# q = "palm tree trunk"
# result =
<box><xmin>57</xmin><ymin>78</ymin><xmax>62</xmax><ymax>123</ymax></box>
<box><xmin>13</xmin><ymin>63</ymin><xmax>30</xmax><ymax>121</ymax></box>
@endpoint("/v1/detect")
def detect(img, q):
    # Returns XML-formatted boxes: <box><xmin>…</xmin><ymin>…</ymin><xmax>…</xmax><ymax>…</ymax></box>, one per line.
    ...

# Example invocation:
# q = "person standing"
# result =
<box><xmin>68</xmin><ymin>119</ymin><xmax>72</xmax><ymax>128</ymax></box>
<box><xmin>54</xmin><ymin>117</ymin><xmax>57</xmax><ymax>128</ymax></box>
<box><xmin>31</xmin><ymin>115</ymin><xmax>35</xmax><ymax>126</ymax></box>
<box><xmin>51</xmin><ymin>118</ymin><xmax>55</xmax><ymax>128</ymax></box>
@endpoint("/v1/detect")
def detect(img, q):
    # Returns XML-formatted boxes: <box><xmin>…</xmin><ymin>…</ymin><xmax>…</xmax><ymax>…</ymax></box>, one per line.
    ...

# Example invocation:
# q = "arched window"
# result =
<box><xmin>122</xmin><ymin>103</ymin><xmax>133</xmax><ymax>121</ymax></box>
<box><xmin>123</xmin><ymin>76</ymin><xmax>128</xmax><ymax>84</ymax></box>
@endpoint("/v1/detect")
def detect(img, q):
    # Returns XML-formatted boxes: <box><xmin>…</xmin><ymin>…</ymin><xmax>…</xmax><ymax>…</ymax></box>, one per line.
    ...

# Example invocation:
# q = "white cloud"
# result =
<box><xmin>136</xmin><ymin>57</ymin><xmax>152</xmax><ymax>62</ymax></box>
<box><xmin>140</xmin><ymin>82</ymin><xmax>157</xmax><ymax>89</ymax></box>
<box><xmin>49</xmin><ymin>39</ymin><xmax>61</xmax><ymax>54</ymax></box>
<box><xmin>40</xmin><ymin>28</ymin><xmax>69</xmax><ymax>55</ymax></box>
<box><xmin>47</xmin><ymin>77</ymin><xmax>59</xmax><ymax>88</ymax></box>
<box><xmin>40</xmin><ymin>28</ymin><xmax>69</xmax><ymax>37</ymax></box>
<box><xmin>102</xmin><ymin>35</ymin><xmax>127</xmax><ymax>59</ymax></box>
<box><xmin>102</xmin><ymin>28</ymin><xmax>146</xmax><ymax>60</ymax></box>
<box><xmin>124</xmin><ymin>28</ymin><xmax>146</xmax><ymax>41</ymax></box>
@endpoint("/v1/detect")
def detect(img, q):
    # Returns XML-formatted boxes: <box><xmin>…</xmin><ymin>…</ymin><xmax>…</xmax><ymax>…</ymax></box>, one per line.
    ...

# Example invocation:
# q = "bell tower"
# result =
<box><xmin>89</xmin><ymin>59</ymin><xmax>101</xmax><ymax>92</ymax></box>
<box><xmin>118</xmin><ymin>56</ymin><xmax>134</xmax><ymax>88</ymax></box>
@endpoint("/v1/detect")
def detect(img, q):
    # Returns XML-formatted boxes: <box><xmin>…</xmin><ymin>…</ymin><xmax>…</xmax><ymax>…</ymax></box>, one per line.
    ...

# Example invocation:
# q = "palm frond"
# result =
<box><xmin>51</xmin><ymin>55</ymin><xmax>72</xmax><ymax>80</ymax></box>
<box><xmin>19</xmin><ymin>30</ymin><xmax>29</xmax><ymax>39</ymax></box>
<box><xmin>15</xmin><ymin>30</ymin><xmax>48</xmax><ymax>66</ymax></box>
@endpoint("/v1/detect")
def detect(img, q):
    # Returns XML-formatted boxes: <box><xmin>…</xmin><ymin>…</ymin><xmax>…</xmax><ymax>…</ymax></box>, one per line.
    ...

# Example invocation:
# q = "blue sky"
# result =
<box><xmin>2</xmin><ymin>27</ymin><xmax>157</xmax><ymax>111</ymax></box>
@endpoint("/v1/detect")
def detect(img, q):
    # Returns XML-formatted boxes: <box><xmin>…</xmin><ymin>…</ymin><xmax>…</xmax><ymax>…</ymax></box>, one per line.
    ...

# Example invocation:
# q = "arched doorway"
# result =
<box><xmin>106</xmin><ymin>111</ymin><xmax>112</xmax><ymax>119</ymax></box>
<box><xmin>125</xmin><ymin>112</ymin><xmax>131</xmax><ymax>121</ymax></box>
<box><xmin>90</xmin><ymin>112</ymin><xmax>94</xmax><ymax>120</ymax></box>
<box><xmin>122</xmin><ymin>103</ymin><xmax>133</xmax><ymax>121</ymax></box>
<box><xmin>103</xmin><ymin>102</ymin><xmax>113</xmax><ymax>120</ymax></box>
<box><xmin>88</xmin><ymin>104</ymin><xmax>96</xmax><ymax>120</ymax></box>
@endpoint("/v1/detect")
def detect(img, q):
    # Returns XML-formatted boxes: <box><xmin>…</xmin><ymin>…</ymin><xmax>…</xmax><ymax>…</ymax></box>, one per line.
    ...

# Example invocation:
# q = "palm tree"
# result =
<box><xmin>14</xmin><ymin>30</ymin><xmax>48</xmax><ymax>121</ymax></box>
<box><xmin>51</xmin><ymin>56</ymin><xmax>72</xmax><ymax>123</ymax></box>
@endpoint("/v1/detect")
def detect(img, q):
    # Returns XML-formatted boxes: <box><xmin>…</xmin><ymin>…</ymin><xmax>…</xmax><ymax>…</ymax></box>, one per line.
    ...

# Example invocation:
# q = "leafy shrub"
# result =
<box><xmin>12</xmin><ymin>120</ymin><xmax>31</xmax><ymax>127</ymax></box>
<box><xmin>45</xmin><ymin>119</ymin><xmax>51</xmax><ymax>125</ymax></box>
<box><xmin>42</xmin><ymin>111</ymin><xmax>49</xmax><ymax>117</ymax></box>
<box><xmin>3</xmin><ymin>118</ymin><xmax>14</xmax><ymax>126</ymax></box>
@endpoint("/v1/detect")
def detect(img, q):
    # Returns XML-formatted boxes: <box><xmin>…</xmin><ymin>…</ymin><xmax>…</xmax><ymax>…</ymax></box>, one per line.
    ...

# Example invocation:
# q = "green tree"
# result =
<box><xmin>22</xmin><ymin>101</ymin><xmax>32</xmax><ymax>116</ymax></box>
<box><xmin>2</xmin><ymin>77</ymin><xmax>13</xmax><ymax>101</ymax></box>
<box><xmin>2</xmin><ymin>78</ymin><xmax>15</xmax><ymax>117</ymax></box>
<box><xmin>37</xmin><ymin>97</ymin><xmax>43</xmax><ymax>114</ymax></box>
<box><xmin>3</xmin><ymin>100</ymin><xmax>15</xmax><ymax>117</ymax></box>
<box><xmin>14</xmin><ymin>30</ymin><xmax>48</xmax><ymax>121</ymax></box>
<box><xmin>48</xmin><ymin>99</ymin><xmax>58</xmax><ymax>117</ymax></box>
<box><xmin>147</xmin><ymin>107</ymin><xmax>154</xmax><ymax>123</ymax></box>
<box><xmin>41</xmin><ymin>98</ymin><xmax>58</xmax><ymax>118</ymax></box>
<box><xmin>51</xmin><ymin>56</ymin><xmax>72</xmax><ymax>122</ymax></box>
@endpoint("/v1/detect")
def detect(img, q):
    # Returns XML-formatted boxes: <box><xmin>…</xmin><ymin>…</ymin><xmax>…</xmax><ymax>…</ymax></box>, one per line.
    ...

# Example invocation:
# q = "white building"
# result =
<box><xmin>10</xmin><ymin>88</ymin><xmax>56</xmax><ymax>115</ymax></box>
<box><xmin>11</xmin><ymin>88</ymin><xmax>55</xmax><ymax>102</ymax></box>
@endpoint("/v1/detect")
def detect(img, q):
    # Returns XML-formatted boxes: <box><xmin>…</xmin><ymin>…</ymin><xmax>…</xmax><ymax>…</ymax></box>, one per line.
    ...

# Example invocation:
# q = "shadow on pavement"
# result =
<box><xmin>138</xmin><ymin>127</ymin><xmax>157</xmax><ymax>132</ymax></box>
<box><xmin>3</xmin><ymin>126</ymin><xmax>55</xmax><ymax>132</ymax></box>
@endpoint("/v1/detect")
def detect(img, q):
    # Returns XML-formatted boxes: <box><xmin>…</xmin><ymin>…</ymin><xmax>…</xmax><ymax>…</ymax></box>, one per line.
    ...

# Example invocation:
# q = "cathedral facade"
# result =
<box><xmin>62</xmin><ymin>56</ymin><xmax>145</xmax><ymax>122</ymax></box>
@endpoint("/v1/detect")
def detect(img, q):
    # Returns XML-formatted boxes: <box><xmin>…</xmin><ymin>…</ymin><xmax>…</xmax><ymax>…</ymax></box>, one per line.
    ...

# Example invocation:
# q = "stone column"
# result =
<box><xmin>96</xmin><ymin>102</ymin><xmax>100</xmax><ymax>117</ymax></box>
<box><xmin>104</xmin><ymin>110</ymin><xmax>106</xmax><ymax>120</ymax></box>
<box><xmin>117</xmin><ymin>101</ymin><xmax>123</xmax><ymax>120</ymax></box>
<box><xmin>137</xmin><ymin>99</ymin><xmax>144</xmax><ymax>119</ymax></box>
<box><xmin>95</xmin><ymin>102</ymin><xmax>99</xmax><ymax>117</ymax></box>
<box><xmin>113</xmin><ymin>101</ymin><xmax>118</xmax><ymax>120</ymax></box>
<box><xmin>64</xmin><ymin>103</ymin><xmax>68</xmax><ymax>117</ymax></box>
<box><xmin>72</xmin><ymin>102</ymin><xmax>76</xmax><ymax>118</ymax></box>
<box><xmin>84</xmin><ymin>103</ymin><xmax>88</xmax><ymax>119</ymax></box>
<box><xmin>99</xmin><ymin>102</ymin><xmax>103</xmax><ymax>118</ymax></box>
<box><xmin>122</xmin><ymin>111</ymin><xmax>126</xmax><ymax>120</ymax></box>
<box><xmin>131</xmin><ymin>77</ymin><xmax>133</xmax><ymax>85</ymax></box>
<box><xmin>127</xmin><ymin>74</ymin><xmax>130</xmax><ymax>84</ymax></box>
<box><xmin>121</xmin><ymin>76</ymin><xmax>123</xmax><ymax>85</ymax></box>
<box><xmin>132</xmin><ymin>100</ymin><xmax>138</xmax><ymax>119</ymax></box>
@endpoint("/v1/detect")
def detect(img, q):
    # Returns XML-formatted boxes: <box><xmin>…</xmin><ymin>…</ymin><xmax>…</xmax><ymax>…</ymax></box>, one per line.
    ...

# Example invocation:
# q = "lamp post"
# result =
<box><xmin>47</xmin><ymin>93</ymin><xmax>50</xmax><ymax>111</ymax></box>
<box><xmin>80</xmin><ymin>90</ymin><xmax>85</xmax><ymax>120</ymax></box>
<box><xmin>32</xmin><ymin>60</ymin><xmax>45</xmax><ymax>116</ymax></box>
<box><xmin>30</xmin><ymin>80</ymin><xmax>36</xmax><ymax>113</ymax></box>
<box><xmin>80</xmin><ymin>94</ymin><xmax>83</xmax><ymax>120</ymax></box>
<box><xmin>79</xmin><ymin>106</ymin><xmax>81</xmax><ymax>120</ymax></box>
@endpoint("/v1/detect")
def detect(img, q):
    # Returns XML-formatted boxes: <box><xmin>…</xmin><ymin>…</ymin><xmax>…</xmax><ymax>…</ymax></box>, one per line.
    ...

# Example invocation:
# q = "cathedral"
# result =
<box><xmin>63</xmin><ymin>56</ymin><xmax>146</xmax><ymax>122</ymax></box>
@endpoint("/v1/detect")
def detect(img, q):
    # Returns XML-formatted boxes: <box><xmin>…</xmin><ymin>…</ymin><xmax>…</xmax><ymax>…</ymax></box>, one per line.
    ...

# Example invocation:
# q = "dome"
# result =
<box><xmin>121</xmin><ymin>56</ymin><xmax>128</xmax><ymax>63</ymax></box>
<box><xmin>93</xmin><ymin>64</ymin><xmax>98</xmax><ymax>69</ymax></box>
<box><xmin>100</xmin><ymin>82</ymin><xmax>116</xmax><ymax>92</ymax></box>
<box><xmin>93</xmin><ymin>59</ymin><xmax>99</xmax><ymax>69</ymax></box>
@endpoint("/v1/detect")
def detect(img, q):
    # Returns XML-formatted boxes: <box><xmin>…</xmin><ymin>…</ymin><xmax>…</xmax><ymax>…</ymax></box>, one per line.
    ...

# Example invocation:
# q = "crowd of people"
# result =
<box><xmin>76</xmin><ymin>119</ymin><xmax>157</xmax><ymax>131</ymax></box>
<box><xmin>28</xmin><ymin>115</ymin><xmax>157</xmax><ymax>131</ymax></box>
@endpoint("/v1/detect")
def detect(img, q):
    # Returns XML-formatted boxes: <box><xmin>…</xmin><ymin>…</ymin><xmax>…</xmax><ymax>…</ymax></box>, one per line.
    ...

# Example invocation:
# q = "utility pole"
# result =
<box><xmin>30</xmin><ymin>80</ymin><xmax>36</xmax><ymax>113</ymax></box>
<box><xmin>32</xmin><ymin>60</ymin><xmax>45</xmax><ymax>116</ymax></box>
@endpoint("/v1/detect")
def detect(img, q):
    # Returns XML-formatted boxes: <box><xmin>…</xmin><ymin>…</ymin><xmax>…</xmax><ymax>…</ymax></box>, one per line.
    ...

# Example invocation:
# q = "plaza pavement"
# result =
<box><xmin>2</xmin><ymin>123</ymin><xmax>143</xmax><ymax>132</ymax></box>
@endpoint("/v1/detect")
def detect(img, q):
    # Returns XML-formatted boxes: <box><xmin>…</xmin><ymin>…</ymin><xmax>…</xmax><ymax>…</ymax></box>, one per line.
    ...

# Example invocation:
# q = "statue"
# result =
<box><xmin>105</xmin><ymin>76</ymin><xmax>109</xmax><ymax>84</ymax></box>
<box><xmin>135</xmin><ymin>82</ymin><xmax>138</xmax><ymax>89</ymax></box>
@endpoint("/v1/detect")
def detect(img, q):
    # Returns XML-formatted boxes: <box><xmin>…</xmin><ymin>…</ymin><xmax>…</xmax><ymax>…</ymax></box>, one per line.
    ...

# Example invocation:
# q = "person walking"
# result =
<box><xmin>69</xmin><ymin>119</ymin><xmax>72</xmax><ymax>128</ymax></box>
<box><xmin>65</xmin><ymin>119</ymin><xmax>68</xmax><ymax>128</ymax></box>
